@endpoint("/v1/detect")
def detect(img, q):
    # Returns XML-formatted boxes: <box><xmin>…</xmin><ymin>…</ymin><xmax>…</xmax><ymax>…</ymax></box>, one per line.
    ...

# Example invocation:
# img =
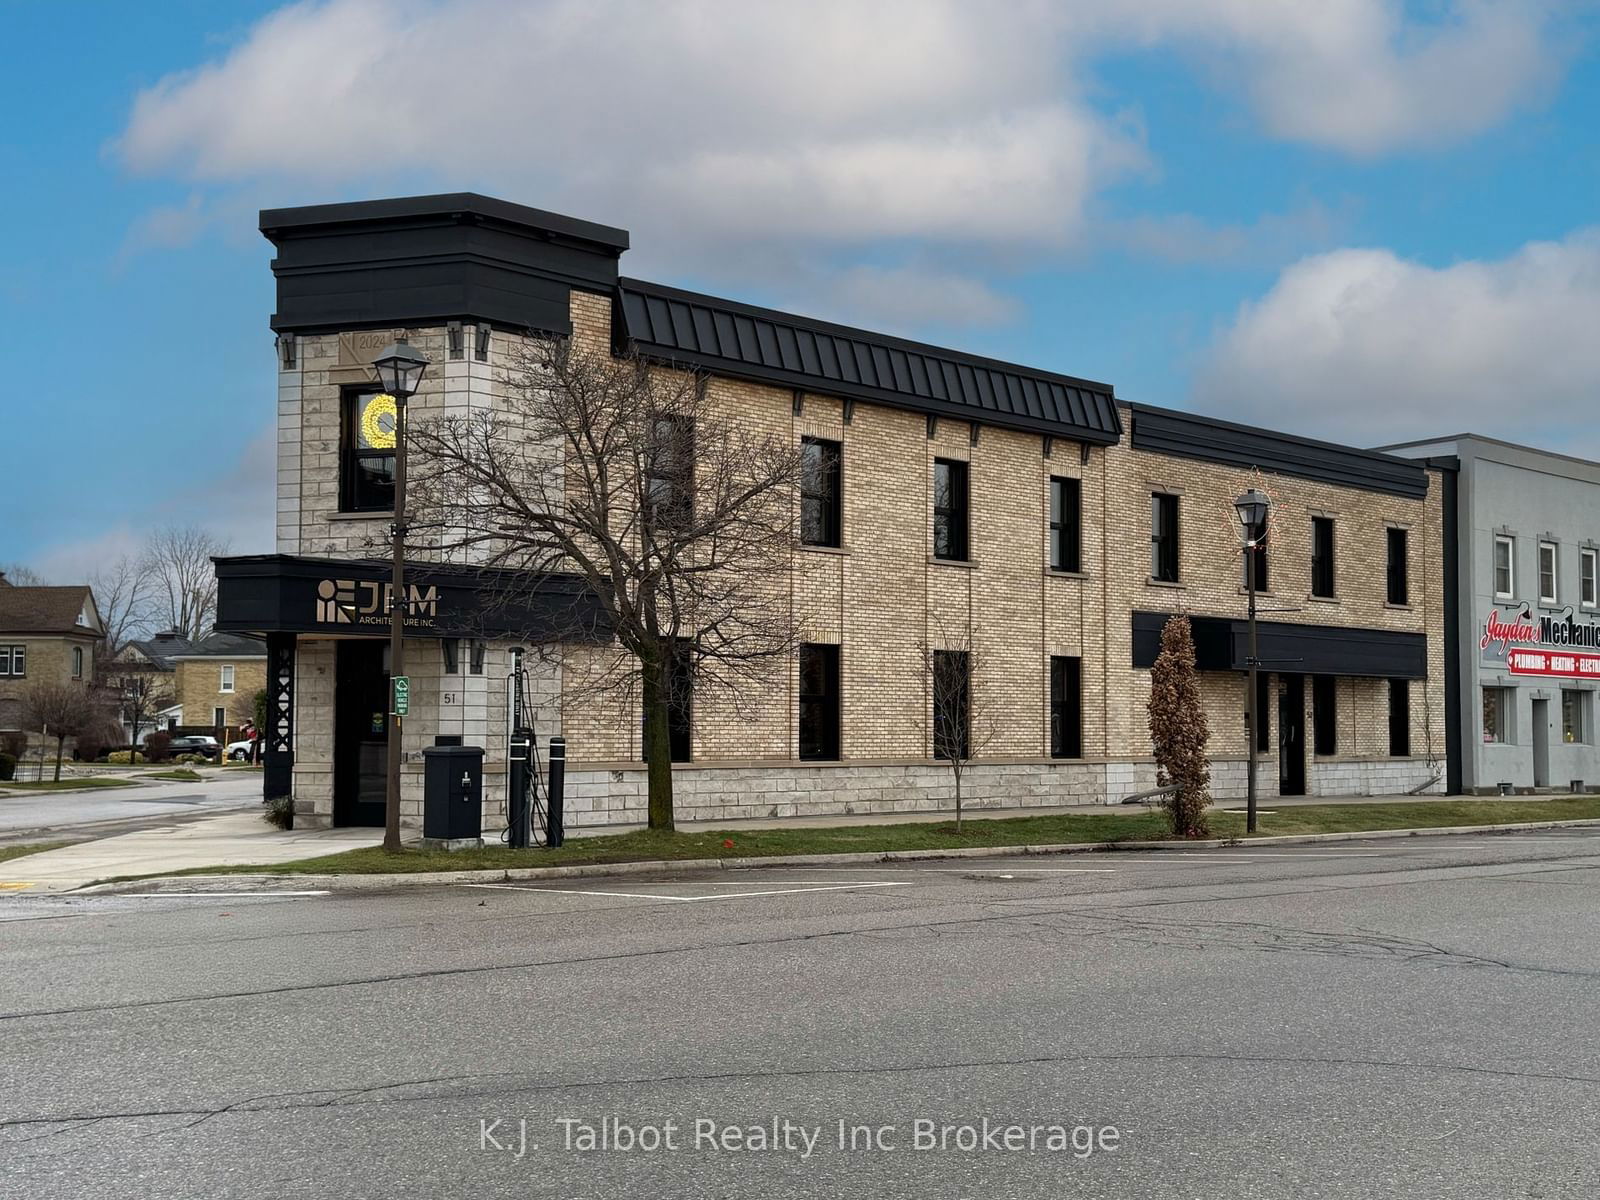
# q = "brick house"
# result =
<box><xmin>167</xmin><ymin>633</ymin><xmax>268</xmax><ymax>735</ymax></box>
<box><xmin>216</xmin><ymin>194</ymin><xmax>1447</xmax><ymax>834</ymax></box>
<box><xmin>0</xmin><ymin>573</ymin><xmax>105</xmax><ymax>740</ymax></box>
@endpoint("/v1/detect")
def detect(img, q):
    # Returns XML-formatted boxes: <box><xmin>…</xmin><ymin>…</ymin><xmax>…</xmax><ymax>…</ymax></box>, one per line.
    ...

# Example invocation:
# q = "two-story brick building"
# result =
<box><xmin>215</xmin><ymin>194</ymin><xmax>1445</xmax><ymax>834</ymax></box>
<box><xmin>0</xmin><ymin>573</ymin><xmax>105</xmax><ymax>742</ymax></box>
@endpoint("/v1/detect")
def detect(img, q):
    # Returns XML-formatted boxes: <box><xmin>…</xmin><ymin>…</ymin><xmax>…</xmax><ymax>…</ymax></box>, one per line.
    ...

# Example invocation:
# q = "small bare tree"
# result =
<box><xmin>407</xmin><ymin>335</ymin><xmax>804</xmax><ymax>831</ymax></box>
<box><xmin>22</xmin><ymin>682</ymin><xmax>104</xmax><ymax>782</ymax></box>
<box><xmin>0</xmin><ymin>562</ymin><xmax>46</xmax><ymax>586</ymax></box>
<box><xmin>914</xmin><ymin>623</ymin><xmax>999</xmax><ymax>831</ymax></box>
<box><xmin>142</xmin><ymin>525</ymin><xmax>227</xmax><ymax>641</ymax></box>
<box><xmin>92</xmin><ymin>553</ymin><xmax>156</xmax><ymax>659</ymax></box>
<box><xmin>1147</xmin><ymin>614</ymin><xmax>1212</xmax><ymax>837</ymax></box>
<box><xmin>103</xmin><ymin>663</ymin><xmax>173</xmax><ymax>761</ymax></box>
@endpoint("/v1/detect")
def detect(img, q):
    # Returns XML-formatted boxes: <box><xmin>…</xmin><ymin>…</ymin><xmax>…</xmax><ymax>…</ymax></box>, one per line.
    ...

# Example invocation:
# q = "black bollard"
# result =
<box><xmin>546</xmin><ymin>736</ymin><xmax>566</xmax><ymax>848</ymax></box>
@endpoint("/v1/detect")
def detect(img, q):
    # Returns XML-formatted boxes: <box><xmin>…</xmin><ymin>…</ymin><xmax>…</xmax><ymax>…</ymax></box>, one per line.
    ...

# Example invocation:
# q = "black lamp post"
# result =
<box><xmin>372</xmin><ymin>341</ymin><xmax>430</xmax><ymax>853</ymax></box>
<box><xmin>1234</xmin><ymin>487</ymin><xmax>1271</xmax><ymax>835</ymax></box>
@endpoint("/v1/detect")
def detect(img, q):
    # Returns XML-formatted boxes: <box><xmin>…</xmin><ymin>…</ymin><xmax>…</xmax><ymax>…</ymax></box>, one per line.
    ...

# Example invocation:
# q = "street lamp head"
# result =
<box><xmin>1234</xmin><ymin>488</ymin><xmax>1271</xmax><ymax>544</ymax></box>
<box><xmin>372</xmin><ymin>342</ymin><xmax>430</xmax><ymax>399</ymax></box>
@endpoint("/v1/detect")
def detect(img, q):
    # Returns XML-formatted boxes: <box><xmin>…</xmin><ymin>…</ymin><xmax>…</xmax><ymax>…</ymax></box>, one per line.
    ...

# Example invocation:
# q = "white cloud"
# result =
<box><xmin>1196</xmin><ymin>232</ymin><xmax>1600</xmax><ymax>453</ymax></box>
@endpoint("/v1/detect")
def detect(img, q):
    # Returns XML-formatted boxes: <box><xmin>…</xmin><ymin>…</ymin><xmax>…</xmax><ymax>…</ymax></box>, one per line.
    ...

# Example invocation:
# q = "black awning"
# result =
<box><xmin>213</xmin><ymin>554</ymin><xmax>612</xmax><ymax>643</ymax></box>
<box><xmin>1132</xmin><ymin>611</ymin><xmax>1427</xmax><ymax>679</ymax></box>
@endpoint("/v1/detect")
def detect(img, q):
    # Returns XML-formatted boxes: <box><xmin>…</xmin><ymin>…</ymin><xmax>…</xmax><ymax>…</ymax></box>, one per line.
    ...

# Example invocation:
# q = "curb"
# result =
<box><xmin>74</xmin><ymin>816</ymin><xmax>1600</xmax><ymax>895</ymax></box>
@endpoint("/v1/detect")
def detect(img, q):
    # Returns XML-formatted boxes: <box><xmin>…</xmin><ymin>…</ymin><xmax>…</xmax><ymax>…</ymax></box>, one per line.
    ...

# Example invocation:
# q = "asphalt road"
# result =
<box><xmin>2</xmin><ymin>829</ymin><xmax>1598</xmax><ymax>1199</ymax></box>
<box><xmin>0</xmin><ymin>773</ymin><xmax>259</xmax><ymax>839</ymax></box>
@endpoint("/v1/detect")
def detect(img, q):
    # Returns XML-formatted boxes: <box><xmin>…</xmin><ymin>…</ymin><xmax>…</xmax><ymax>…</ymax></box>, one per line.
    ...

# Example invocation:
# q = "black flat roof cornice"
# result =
<box><xmin>1126</xmin><ymin>401</ymin><xmax>1431</xmax><ymax>499</ymax></box>
<box><xmin>259</xmin><ymin>192</ymin><xmax>630</xmax><ymax>252</ymax></box>
<box><xmin>618</xmin><ymin>277</ymin><xmax>1122</xmax><ymax>445</ymax></box>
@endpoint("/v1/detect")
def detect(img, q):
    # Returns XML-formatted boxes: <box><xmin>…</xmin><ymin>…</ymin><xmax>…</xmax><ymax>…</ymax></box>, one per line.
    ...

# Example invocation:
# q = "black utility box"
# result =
<box><xmin>422</xmin><ymin>745</ymin><xmax>484</xmax><ymax>841</ymax></box>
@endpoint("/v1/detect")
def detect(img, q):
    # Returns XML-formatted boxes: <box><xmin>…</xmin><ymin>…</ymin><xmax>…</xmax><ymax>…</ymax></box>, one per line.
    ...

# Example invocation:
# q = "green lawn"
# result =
<box><xmin>0</xmin><ymin>777</ymin><xmax>140</xmax><ymax>792</ymax></box>
<box><xmin>0</xmin><ymin>841</ymin><xmax>69</xmax><ymax>864</ymax></box>
<box><xmin>172</xmin><ymin>796</ymin><xmax>1600</xmax><ymax>877</ymax></box>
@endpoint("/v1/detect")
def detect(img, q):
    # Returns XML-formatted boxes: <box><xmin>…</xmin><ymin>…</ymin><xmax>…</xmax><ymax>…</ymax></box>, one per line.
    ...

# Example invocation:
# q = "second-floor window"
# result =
<box><xmin>1049</xmin><ymin>477</ymin><xmax>1082</xmax><ymax>573</ymax></box>
<box><xmin>1311</xmin><ymin>517</ymin><xmax>1336</xmax><ymax>598</ymax></box>
<box><xmin>1494</xmin><ymin>535</ymin><xmax>1515</xmax><ymax>599</ymax></box>
<box><xmin>1386</xmin><ymin>527</ymin><xmax>1409</xmax><ymax>605</ymax></box>
<box><xmin>646</xmin><ymin>415</ymin><xmax>695</xmax><ymax>533</ymax></box>
<box><xmin>220</xmin><ymin>664</ymin><xmax>235</xmax><ymax>693</ymax></box>
<box><xmin>1583</xmin><ymin>548</ymin><xmax>1598</xmax><ymax>608</ymax></box>
<box><xmin>1539</xmin><ymin>541</ymin><xmax>1558</xmax><ymax>604</ymax></box>
<box><xmin>800</xmin><ymin>438</ymin><xmax>842</xmax><ymax>548</ymax></box>
<box><xmin>1150</xmin><ymin>493</ymin><xmax>1180</xmax><ymax>582</ymax></box>
<box><xmin>932</xmin><ymin>459</ymin><xmax>970</xmax><ymax>562</ymax></box>
<box><xmin>1243</xmin><ymin>535</ymin><xmax>1269</xmax><ymax>592</ymax></box>
<box><xmin>0</xmin><ymin>646</ymin><xmax>25</xmax><ymax>677</ymax></box>
<box><xmin>341</xmin><ymin>388</ymin><xmax>396</xmax><ymax>513</ymax></box>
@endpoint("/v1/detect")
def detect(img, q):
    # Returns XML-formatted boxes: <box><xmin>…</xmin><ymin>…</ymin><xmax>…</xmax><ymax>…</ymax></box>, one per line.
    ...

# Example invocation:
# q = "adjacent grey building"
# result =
<box><xmin>1384</xmin><ymin>435</ymin><xmax>1600</xmax><ymax>794</ymax></box>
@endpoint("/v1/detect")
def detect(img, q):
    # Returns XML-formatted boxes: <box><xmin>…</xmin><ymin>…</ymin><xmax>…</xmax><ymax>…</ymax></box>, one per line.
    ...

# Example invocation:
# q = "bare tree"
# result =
<box><xmin>103</xmin><ymin>663</ymin><xmax>174</xmax><ymax>761</ymax></box>
<box><xmin>407</xmin><ymin>336</ymin><xmax>803</xmax><ymax>831</ymax></box>
<box><xmin>92</xmin><ymin>553</ymin><xmax>156</xmax><ymax>659</ymax></box>
<box><xmin>914</xmin><ymin>622</ymin><xmax>1000</xmax><ymax>831</ymax></box>
<box><xmin>22</xmin><ymin>682</ymin><xmax>106</xmax><ymax>782</ymax></box>
<box><xmin>1147</xmin><ymin>614</ymin><xmax>1212</xmax><ymax>838</ymax></box>
<box><xmin>142</xmin><ymin>526</ymin><xmax>227</xmax><ymax>641</ymax></box>
<box><xmin>0</xmin><ymin>562</ymin><xmax>46</xmax><ymax>586</ymax></box>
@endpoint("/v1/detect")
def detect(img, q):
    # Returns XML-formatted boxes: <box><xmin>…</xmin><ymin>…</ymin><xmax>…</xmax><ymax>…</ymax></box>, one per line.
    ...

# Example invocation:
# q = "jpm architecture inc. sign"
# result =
<box><xmin>1481</xmin><ymin>605</ymin><xmax>1600</xmax><ymax>679</ymax></box>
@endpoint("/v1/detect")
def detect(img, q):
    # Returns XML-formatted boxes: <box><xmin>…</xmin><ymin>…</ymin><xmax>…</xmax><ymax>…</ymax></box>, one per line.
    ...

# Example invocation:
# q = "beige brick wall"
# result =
<box><xmin>175</xmin><ymin>658</ymin><xmax>267</xmax><ymax>728</ymax></box>
<box><xmin>0</xmin><ymin>634</ymin><xmax>100</xmax><ymax>732</ymax></box>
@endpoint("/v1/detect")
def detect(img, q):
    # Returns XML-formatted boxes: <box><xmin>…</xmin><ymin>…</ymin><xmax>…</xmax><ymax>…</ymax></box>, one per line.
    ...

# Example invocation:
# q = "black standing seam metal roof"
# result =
<box><xmin>614</xmin><ymin>278</ymin><xmax>1122</xmax><ymax>445</ymax></box>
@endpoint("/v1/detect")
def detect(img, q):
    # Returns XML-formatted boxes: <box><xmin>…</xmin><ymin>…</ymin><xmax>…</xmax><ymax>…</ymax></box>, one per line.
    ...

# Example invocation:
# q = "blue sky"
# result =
<box><xmin>5</xmin><ymin>0</ymin><xmax>1600</xmax><ymax>581</ymax></box>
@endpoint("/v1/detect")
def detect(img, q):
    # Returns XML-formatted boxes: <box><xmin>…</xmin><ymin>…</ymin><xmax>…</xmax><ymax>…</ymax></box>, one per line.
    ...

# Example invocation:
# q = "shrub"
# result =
<box><xmin>107</xmin><ymin>750</ymin><xmax>134</xmax><ymax>764</ymax></box>
<box><xmin>263</xmin><ymin>795</ymin><xmax>294</xmax><ymax>830</ymax></box>
<box><xmin>1147</xmin><ymin>614</ymin><xmax>1212</xmax><ymax>839</ymax></box>
<box><xmin>176</xmin><ymin>753</ymin><xmax>208</xmax><ymax>765</ymax></box>
<box><xmin>1</xmin><ymin>732</ymin><xmax>26</xmax><ymax>760</ymax></box>
<box><xmin>0</xmin><ymin>752</ymin><xmax>14</xmax><ymax>781</ymax></box>
<box><xmin>145</xmin><ymin>731</ymin><xmax>172</xmax><ymax>763</ymax></box>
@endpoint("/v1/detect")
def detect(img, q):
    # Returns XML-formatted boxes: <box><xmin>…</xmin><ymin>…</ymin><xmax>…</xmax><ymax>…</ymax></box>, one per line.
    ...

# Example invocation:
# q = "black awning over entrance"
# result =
<box><xmin>214</xmin><ymin>554</ymin><xmax>612</xmax><ymax>642</ymax></box>
<box><xmin>1132</xmin><ymin>611</ymin><xmax>1427</xmax><ymax>679</ymax></box>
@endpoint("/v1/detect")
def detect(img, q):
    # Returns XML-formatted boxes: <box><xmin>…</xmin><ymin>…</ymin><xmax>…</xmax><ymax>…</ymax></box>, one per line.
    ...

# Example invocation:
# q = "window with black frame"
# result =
<box><xmin>1386</xmin><ymin>527</ymin><xmax>1409</xmax><ymax>605</ymax></box>
<box><xmin>1311</xmin><ymin>517</ymin><xmax>1336</xmax><ymax>598</ymax></box>
<box><xmin>932</xmin><ymin>650</ymin><xmax>970</xmax><ymax>760</ymax></box>
<box><xmin>646</xmin><ymin>415</ymin><xmax>695</xmax><ymax>532</ymax></box>
<box><xmin>1312</xmin><ymin>676</ymin><xmax>1337</xmax><ymax>756</ymax></box>
<box><xmin>1150</xmin><ymin>493</ymin><xmax>1180</xmax><ymax>582</ymax></box>
<box><xmin>642</xmin><ymin>639</ymin><xmax>694</xmax><ymax>763</ymax></box>
<box><xmin>341</xmin><ymin>388</ymin><xmax>397</xmax><ymax>512</ymax></box>
<box><xmin>798</xmin><ymin>644</ymin><xmax>841</xmax><ymax>760</ymax></box>
<box><xmin>800</xmin><ymin>438</ymin><xmax>842</xmax><ymax>548</ymax></box>
<box><xmin>1049</xmin><ymin>655</ymin><xmax>1082</xmax><ymax>758</ymax></box>
<box><xmin>932</xmin><ymin>459</ymin><xmax>970</xmax><ymax>561</ymax></box>
<box><xmin>1049</xmin><ymin>477</ymin><xmax>1081</xmax><ymax>573</ymax></box>
<box><xmin>1389</xmin><ymin>679</ymin><xmax>1411</xmax><ymax>756</ymax></box>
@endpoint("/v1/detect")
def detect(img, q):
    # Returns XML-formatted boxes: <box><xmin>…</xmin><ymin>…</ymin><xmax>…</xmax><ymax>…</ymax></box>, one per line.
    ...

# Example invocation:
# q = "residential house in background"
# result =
<box><xmin>110</xmin><ymin>629</ymin><xmax>194</xmax><ymax>742</ymax></box>
<box><xmin>168</xmin><ymin>633</ymin><xmax>268</xmax><ymax>734</ymax></box>
<box><xmin>0</xmin><ymin>570</ymin><xmax>105</xmax><ymax>741</ymax></box>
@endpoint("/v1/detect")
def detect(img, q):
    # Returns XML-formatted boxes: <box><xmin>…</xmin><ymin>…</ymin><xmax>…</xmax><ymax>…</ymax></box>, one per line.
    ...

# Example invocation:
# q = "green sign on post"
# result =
<box><xmin>392</xmin><ymin>675</ymin><xmax>410</xmax><ymax>716</ymax></box>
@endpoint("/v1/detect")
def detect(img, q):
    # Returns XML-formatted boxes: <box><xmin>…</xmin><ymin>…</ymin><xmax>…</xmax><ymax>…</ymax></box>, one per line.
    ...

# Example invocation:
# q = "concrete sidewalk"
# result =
<box><xmin>0</xmin><ymin>811</ymin><xmax>380</xmax><ymax>892</ymax></box>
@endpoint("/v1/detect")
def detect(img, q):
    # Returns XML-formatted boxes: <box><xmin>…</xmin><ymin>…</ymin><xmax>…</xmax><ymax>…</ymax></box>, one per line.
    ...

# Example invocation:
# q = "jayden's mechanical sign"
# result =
<box><xmin>1481</xmin><ymin>605</ymin><xmax>1600</xmax><ymax>679</ymax></box>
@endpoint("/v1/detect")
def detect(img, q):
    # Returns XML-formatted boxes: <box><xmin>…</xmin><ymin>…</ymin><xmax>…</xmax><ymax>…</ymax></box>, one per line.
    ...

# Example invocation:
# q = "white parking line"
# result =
<box><xmin>463</xmin><ymin>881</ymin><xmax>913</xmax><ymax>903</ymax></box>
<box><xmin>111</xmin><ymin>890</ymin><xmax>332</xmax><ymax>898</ymax></box>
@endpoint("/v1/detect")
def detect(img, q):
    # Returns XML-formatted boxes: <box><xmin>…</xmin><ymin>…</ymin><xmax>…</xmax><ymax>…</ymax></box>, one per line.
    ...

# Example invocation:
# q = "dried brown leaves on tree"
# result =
<box><xmin>1147</xmin><ymin>614</ymin><xmax>1211</xmax><ymax>838</ymax></box>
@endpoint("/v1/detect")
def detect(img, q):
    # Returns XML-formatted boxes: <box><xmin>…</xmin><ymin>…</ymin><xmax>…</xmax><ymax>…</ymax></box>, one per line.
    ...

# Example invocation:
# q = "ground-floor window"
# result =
<box><xmin>932</xmin><ymin>650</ymin><xmax>970</xmax><ymax>760</ymax></box>
<box><xmin>642</xmin><ymin>641</ymin><xmax>693</xmax><ymax>763</ymax></box>
<box><xmin>1049</xmin><ymin>656</ymin><xmax>1081</xmax><ymax>758</ymax></box>
<box><xmin>1562</xmin><ymin>689</ymin><xmax>1589</xmax><ymax>744</ymax></box>
<box><xmin>1255</xmin><ymin>672</ymin><xmax>1272</xmax><ymax>752</ymax></box>
<box><xmin>1312</xmin><ymin>676</ymin><xmax>1337</xmax><ymax>756</ymax></box>
<box><xmin>798</xmin><ymin>643</ymin><xmax>841</xmax><ymax>761</ymax></box>
<box><xmin>1388</xmin><ymin>679</ymin><xmax>1410</xmax><ymax>756</ymax></box>
<box><xmin>212</xmin><ymin>706</ymin><xmax>226</xmax><ymax>727</ymax></box>
<box><xmin>1483</xmin><ymin>687</ymin><xmax>1512</xmax><ymax>743</ymax></box>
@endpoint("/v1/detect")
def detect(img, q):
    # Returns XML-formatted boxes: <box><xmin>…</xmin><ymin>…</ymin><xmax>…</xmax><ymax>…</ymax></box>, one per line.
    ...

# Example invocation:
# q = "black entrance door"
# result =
<box><xmin>334</xmin><ymin>640</ymin><xmax>389</xmax><ymax>827</ymax></box>
<box><xmin>1278</xmin><ymin>674</ymin><xmax>1306</xmax><ymax>796</ymax></box>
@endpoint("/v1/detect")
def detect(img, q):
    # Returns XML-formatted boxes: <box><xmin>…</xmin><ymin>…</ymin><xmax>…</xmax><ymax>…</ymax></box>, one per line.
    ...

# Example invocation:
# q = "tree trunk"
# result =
<box><xmin>954</xmin><ymin>767</ymin><xmax>963</xmax><ymax>832</ymax></box>
<box><xmin>641</xmin><ymin>655</ymin><xmax>676</xmax><ymax>832</ymax></box>
<box><xmin>53</xmin><ymin>735</ymin><xmax>65</xmax><ymax>783</ymax></box>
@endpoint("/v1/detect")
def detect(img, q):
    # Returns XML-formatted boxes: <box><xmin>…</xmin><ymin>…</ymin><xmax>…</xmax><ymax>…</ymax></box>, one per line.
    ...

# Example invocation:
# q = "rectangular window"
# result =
<box><xmin>1494</xmin><ymin>535</ymin><xmax>1515</xmax><ymax>599</ymax></box>
<box><xmin>1388</xmin><ymin>679</ymin><xmax>1411</xmax><ymax>756</ymax></box>
<box><xmin>0</xmin><ymin>645</ymin><xmax>25</xmax><ymax>678</ymax></box>
<box><xmin>642</xmin><ymin>640</ymin><xmax>694</xmax><ymax>763</ymax></box>
<box><xmin>1583</xmin><ymin>548</ymin><xmax>1598</xmax><ymax>608</ymax></box>
<box><xmin>932</xmin><ymin>459</ymin><xmax>970</xmax><ymax>562</ymax></box>
<box><xmin>1150</xmin><ymin>493</ymin><xmax>1180</xmax><ymax>583</ymax></box>
<box><xmin>932</xmin><ymin>650</ymin><xmax>970</xmax><ymax>760</ymax></box>
<box><xmin>1049</xmin><ymin>656</ymin><xmax>1082</xmax><ymax>758</ymax></box>
<box><xmin>1312</xmin><ymin>675</ymin><xmax>1337</xmax><ymax>756</ymax></box>
<box><xmin>72</xmin><ymin>647</ymin><xmax>84</xmax><ymax>679</ymax></box>
<box><xmin>340</xmin><ymin>388</ymin><xmax>396</xmax><ymax>512</ymax></box>
<box><xmin>1255</xmin><ymin>672</ymin><xmax>1272</xmax><ymax>753</ymax></box>
<box><xmin>646</xmin><ymin>415</ymin><xmax>695</xmax><ymax>532</ymax></box>
<box><xmin>1386</xmin><ymin>527</ymin><xmax>1409</xmax><ymax>605</ymax></box>
<box><xmin>1539</xmin><ymin>541</ymin><xmax>1558</xmax><ymax>604</ymax></box>
<box><xmin>798</xmin><ymin>644</ymin><xmax>841</xmax><ymax>761</ymax></box>
<box><xmin>1243</xmin><ymin>538</ymin><xmax>1268</xmax><ymax>592</ymax></box>
<box><xmin>213</xmin><ymin>706</ymin><xmax>226</xmax><ymax>728</ymax></box>
<box><xmin>1048</xmin><ymin>477</ymin><xmax>1082</xmax><ymax>573</ymax></box>
<box><xmin>1311</xmin><ymin>517</ymin><xmax>1336</xmax><ymax>598</ymax></box>
<box><xmin>1563</xmin><ymin>689</ymin><xmax>1588</xmax><ymax>744</ymax></box>
<box><xmin>1482</xmin><ymin>687</ymin><xmax>1511</xmax><ymax>743</ymax></box>
<box><xmin>799</xmin><ymin>438</ymin><xmax>842</xmax><ymax>548</ymax></box>
<box><xmin>220</xmin><ymin>664</ymin><xmax>235</xmax><ymax>693</ymax></box>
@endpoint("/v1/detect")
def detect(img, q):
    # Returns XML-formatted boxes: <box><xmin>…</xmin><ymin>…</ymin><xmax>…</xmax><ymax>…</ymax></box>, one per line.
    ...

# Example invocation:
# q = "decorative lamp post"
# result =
<box><xmin>1234</xmin><ymin>487</ymin><xmax>1271</xmax><ymax>835</ymax></box>
<box><xmin>372</xmin><ymin>341</ymin><xmax>430</xmax><ymax>853</ymax></box>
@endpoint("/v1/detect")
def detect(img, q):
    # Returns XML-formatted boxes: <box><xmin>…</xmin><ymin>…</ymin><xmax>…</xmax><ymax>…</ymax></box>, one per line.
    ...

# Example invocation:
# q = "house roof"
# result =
<box><xmin>0</xmin><ymin>585</ymin><xmax>103</xmax><ymax>637</ymax></box>
<box><xmin>168</xmin><ymin>632</ymin><xmax>268</xmax><ymax>660</ymax></box>
<box><xmin>615</xmin><ymin>277</ymin><xmax>1123</xmax><ymax>446</ymax></box>
<box><xmin>124</xmin><ymin>631</ymin><xmax>198</xmax><ymax>670</ymax></box>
